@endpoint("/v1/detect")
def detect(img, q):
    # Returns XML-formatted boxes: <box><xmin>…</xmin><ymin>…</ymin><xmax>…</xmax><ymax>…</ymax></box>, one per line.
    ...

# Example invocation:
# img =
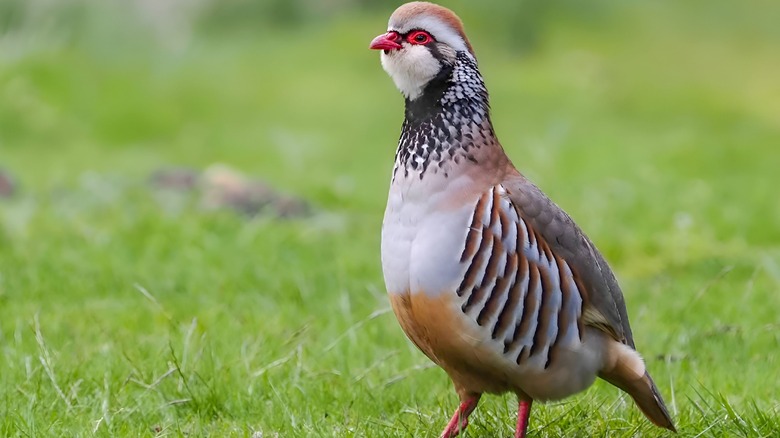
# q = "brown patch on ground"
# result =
<box><xmin>150</xmin><ymin>164</ymin><xmax>310</xmax><ymax>218</ymax></box>
<box><xmin>0</xmin><ymin>168</ymin><xmax>16</xmax><ymax>198</ymax></box>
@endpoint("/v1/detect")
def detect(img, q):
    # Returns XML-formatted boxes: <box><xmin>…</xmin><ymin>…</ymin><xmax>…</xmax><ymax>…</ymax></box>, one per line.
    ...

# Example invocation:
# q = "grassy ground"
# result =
<box><xmin>1</xmin><ymin>0</ymin><xmax>780</xmax><ymax>436</ymax></box>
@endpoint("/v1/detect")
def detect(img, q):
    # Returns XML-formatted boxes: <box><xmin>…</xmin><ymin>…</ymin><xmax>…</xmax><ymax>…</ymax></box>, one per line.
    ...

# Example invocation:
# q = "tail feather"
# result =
<box><xmin>606</xmin><ymin>371</ymin><xmax>676</xmax><ymax>432</ymax></box>
<box><xmin>600</xmin><ymin>343</ymin><xmax>676</xmax><ymax>432</ymax></box>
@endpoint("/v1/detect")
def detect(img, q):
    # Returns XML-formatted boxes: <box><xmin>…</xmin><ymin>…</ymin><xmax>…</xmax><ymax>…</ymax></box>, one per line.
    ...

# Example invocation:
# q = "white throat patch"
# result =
<box><xmin>380</xmin><ymin>45</ymin><xmax>441</xmax><ymax>100</ymax></box>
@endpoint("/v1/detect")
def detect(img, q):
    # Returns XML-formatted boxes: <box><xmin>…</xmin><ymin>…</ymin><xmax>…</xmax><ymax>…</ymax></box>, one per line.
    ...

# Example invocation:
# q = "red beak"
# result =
<box><xmin>369</xmin><ymin>32</ymin><xmax>402</xmax><ymax>51</ymax></box>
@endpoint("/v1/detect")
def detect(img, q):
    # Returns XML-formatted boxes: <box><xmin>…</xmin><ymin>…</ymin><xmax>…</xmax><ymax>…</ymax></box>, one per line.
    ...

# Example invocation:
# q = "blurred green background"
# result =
<box><xmin>1</xmin><ymin>0</ymin><xmax>779</xmax><ymax>436</ymax></box>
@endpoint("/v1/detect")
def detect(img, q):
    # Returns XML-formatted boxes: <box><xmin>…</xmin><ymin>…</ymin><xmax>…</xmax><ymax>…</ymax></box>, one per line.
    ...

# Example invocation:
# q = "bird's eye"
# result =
<box><xmin>407</xmin><ymin>31</ymin><xmax>432</xmax><ymax>45</ymax></box>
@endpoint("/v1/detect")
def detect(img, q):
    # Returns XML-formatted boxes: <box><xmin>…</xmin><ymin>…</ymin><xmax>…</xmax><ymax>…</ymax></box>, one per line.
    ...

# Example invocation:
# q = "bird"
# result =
<box><xmin>370</xmin><ymin>2</ymin><xmax>676</xmax><ymax>437</ymax></box>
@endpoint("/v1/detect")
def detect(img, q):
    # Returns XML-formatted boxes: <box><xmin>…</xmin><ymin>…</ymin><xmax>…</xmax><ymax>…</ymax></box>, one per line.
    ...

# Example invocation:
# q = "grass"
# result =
<box><xmin>1</xmin><ymin>0</ymin><xmax>780</xmax><ymax>436</ymax></box>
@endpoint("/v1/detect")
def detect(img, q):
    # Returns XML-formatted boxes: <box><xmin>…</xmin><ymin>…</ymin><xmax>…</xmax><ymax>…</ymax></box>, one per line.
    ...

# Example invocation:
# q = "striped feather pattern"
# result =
<box><xmin>456</xmin><ymin>185</ymin><xmax>584</xmax><ymax>370</ymax></box>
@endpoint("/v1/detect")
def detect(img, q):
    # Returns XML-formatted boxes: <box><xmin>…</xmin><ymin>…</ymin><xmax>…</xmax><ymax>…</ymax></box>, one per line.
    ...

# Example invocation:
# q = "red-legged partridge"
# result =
<box><xmin>370</xmin><ymin>2</ymin><xmax>676</xmax><ymax>437</ymax></box>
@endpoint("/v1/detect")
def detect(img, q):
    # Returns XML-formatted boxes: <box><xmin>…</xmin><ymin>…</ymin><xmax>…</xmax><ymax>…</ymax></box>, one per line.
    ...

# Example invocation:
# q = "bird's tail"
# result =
<box><xmin>600</xmin><ymin>344</ymin><xmax>677</xmax><ymax>432</ymax></box>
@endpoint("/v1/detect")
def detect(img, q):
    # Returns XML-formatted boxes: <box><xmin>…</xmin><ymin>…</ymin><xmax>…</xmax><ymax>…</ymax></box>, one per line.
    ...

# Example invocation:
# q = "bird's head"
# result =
<box><xmin>369</xmin><ymin>2</ymin><xmax>475</xmax><ymax>101</ymax></box>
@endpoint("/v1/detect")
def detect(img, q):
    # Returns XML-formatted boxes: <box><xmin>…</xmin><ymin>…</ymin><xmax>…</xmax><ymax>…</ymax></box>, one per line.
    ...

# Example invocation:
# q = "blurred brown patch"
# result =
<box><xmin>0</xmin><ymin>169</ymin><xmax>16</xmax><ymax>198</ymax></box>
<box><xmin>150</xmin><ymin>164</ymin><xmax>311</xmax><ymax>219</ymax></box>
<box><xmin>149</xmin><ymin>167</ymin><xmax>200</xmax><ymax>191</ymax></box>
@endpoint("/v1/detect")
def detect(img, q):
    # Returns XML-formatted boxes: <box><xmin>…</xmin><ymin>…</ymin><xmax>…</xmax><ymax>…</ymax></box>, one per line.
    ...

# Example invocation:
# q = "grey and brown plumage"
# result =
<box><xmin>371</xmin><ymin>2</ymin><xmax>676</xmax><ymax>437</ymax></box>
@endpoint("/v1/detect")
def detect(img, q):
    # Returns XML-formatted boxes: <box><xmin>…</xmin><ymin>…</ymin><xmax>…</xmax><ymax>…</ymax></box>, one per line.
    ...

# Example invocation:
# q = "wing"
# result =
<box><xmin>455</xmin><ymin>185</ymin><xmax>587</xmax><ymax>372</ymax></box>
<box><xmin>501</xmin><ymin>170</ymin><xmax>635</xmax><ymax>348</ymax></box>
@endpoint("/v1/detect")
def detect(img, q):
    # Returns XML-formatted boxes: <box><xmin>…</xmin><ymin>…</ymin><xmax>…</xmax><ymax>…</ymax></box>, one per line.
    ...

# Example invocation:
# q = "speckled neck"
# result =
<box><xmin>393</xmin><ymin>52</ymin><xmax>493</xmax><ymax>181</ymax></box>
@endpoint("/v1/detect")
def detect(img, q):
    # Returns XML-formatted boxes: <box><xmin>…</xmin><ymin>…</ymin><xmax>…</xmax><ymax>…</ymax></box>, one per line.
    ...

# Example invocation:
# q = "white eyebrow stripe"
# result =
<box><xmin>389</xmin><ymin>15</ymin><xmax>469</xmax><ymax>53</ymax></box>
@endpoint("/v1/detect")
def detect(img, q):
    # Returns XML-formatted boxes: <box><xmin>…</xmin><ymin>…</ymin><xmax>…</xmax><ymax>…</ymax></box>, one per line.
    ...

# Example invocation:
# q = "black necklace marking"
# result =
<box><xmin>393</xmin><ymin>51</ymin><xmax>492</xmax><ymax>181</ymax></box>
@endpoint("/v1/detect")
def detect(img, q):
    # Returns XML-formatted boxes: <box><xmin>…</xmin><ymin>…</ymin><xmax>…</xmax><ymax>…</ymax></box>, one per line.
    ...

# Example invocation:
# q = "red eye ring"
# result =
<box><xmin>407</xmin><ymin>30</ymin><xmax>432</xmax><ymax>45</ymax></box>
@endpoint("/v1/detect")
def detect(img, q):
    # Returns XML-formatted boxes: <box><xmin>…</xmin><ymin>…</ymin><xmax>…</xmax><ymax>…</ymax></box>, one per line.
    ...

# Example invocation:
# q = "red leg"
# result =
<box><xmin>515</xmin><ymin>399</ymin><xmax>533</xmax><ymax>438</ymax></box>
<box><xmin>440</xmin><ymin>395</ymin><xmax>481</xmax><ymax>438</ymax></box>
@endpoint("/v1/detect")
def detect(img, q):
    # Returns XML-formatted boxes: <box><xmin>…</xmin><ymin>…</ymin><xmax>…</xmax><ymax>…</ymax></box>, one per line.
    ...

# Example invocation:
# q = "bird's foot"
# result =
<box><xmin>440</xmin><ymin>395</ymin><xmax>480</xmax><ymax>438</ymax></box>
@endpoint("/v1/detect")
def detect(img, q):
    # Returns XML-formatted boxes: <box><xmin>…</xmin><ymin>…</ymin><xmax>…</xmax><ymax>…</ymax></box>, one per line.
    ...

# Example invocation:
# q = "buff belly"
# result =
<box><xmin>388</xmin><ymin>290</ymin><xmax>521</xmax><ymax>397</ymax></box>
<box><xmin>387</xmin><ymin>288</ymin><xmax>608</xmax><ymax>400</ymax></box>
